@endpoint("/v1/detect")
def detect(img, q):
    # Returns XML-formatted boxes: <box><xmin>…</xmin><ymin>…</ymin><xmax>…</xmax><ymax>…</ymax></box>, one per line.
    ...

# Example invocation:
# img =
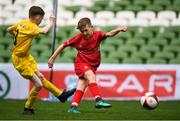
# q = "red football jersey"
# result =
<box><xmin>63</xmin><ymin>31</ymin><xmax>106</xmax><ymax>69</ymax></box>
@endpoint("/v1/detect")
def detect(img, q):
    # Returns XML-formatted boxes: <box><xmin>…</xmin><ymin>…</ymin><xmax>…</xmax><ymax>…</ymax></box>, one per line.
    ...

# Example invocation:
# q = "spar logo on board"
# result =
<box><xmin>94</xmin><ymin>71</ymin><xmax>176</xmax><ymax>97</ymax></box>
<box><xmin>116</xmin><ymin>74</ymin><xmax>175</xmax><ymax>96</ymax></box>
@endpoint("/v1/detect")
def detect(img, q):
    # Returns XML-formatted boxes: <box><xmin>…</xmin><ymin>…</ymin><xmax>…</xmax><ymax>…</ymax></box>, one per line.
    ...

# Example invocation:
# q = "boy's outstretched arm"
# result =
<box><xmin>105</xmin><ymin>26</ymin><xmax>128</xmax><ymax>37</ymax></box>
<box><xmin>39</xmin><ymin>15</ymin><xmax>55</xmax><ymax>34</ymax></box>
<box><xmin>48</xmin><ymin>44</ymin><xmax>64</xmax><ymax>68</ymax></box>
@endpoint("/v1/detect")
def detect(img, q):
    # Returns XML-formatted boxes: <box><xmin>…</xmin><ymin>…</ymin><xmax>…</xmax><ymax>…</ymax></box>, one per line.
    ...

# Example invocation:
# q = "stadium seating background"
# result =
<box><xmin>0</xmin><ymin>0</ymin><xmax>180</xmax><ymax>64</ymax></box>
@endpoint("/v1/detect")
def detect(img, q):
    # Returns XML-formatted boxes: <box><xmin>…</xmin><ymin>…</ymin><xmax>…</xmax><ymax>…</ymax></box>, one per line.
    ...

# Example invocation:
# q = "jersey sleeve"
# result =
<box><xmin>98</xmin><ymin>31</ymin><xmax>107</xmax><ymax>41</ymax></box>
<box><xmin>63</xmin><ymin>34</ymin><xmax>81</xmax><ymax>48</ymax></box>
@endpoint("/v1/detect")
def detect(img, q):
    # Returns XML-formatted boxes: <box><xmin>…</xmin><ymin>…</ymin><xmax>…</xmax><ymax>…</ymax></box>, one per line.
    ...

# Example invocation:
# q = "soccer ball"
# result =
<box><xmin>140</xmin><ymin>92</ymin><xmax>159</xmax><ymax>110</ymax></box>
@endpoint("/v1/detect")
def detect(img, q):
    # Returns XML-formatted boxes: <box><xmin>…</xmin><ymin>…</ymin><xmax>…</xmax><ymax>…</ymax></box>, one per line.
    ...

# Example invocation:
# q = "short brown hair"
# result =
<box><xmin>77</xmin><ymin>17</ymin><xmax>92</xmax><ymax>30</ymax></box>
<box><xmin>29</xmin><ymin>6</ymin><xmax>45</xmax><ymax>18</ymax></box>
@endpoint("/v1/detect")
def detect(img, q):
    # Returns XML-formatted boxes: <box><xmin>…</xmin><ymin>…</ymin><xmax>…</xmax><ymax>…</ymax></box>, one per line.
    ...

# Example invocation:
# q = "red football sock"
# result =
<box><xmin>71</xmin><ymin>90</ymin><xmax>84</xmax><ymax>107</ymax></box>
<box><xmin>89</xmin><ymin>83</ymin><xmax>101</xmax><ymax>100</ymax></box>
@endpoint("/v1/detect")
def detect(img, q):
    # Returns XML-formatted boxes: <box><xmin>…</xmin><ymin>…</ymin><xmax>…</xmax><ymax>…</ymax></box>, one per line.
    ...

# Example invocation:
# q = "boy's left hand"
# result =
<box><xmin>49</xmin><ymin>15</ymin><xmax>55</xmax><ymax>23</ymax></box>
<box><xmin>120</xmin><ymin>26</ymin><xmax>128</xmax><ymax>32</ymax></box>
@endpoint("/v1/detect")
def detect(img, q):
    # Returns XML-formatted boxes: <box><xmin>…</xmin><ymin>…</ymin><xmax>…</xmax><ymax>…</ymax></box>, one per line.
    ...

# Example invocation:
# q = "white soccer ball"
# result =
<box><xmin>140</xmin><ymin>92</ymin><xmax>159</xmax><ymax>110</ymax></box>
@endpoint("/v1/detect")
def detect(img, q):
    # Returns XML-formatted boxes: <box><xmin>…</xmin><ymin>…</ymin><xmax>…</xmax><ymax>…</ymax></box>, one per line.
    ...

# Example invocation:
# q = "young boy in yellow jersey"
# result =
<box><xmin>6</xmin><ymin>6</ymin><xmax>76</xmax><ymax>115</ymax></box>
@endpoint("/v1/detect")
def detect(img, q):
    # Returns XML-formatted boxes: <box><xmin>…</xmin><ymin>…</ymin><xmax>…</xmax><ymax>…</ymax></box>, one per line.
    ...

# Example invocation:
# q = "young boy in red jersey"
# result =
<box><xmin>48</xmin><ymin>17</ymin><xmax>128</xmax><ymax>113</ymax></box>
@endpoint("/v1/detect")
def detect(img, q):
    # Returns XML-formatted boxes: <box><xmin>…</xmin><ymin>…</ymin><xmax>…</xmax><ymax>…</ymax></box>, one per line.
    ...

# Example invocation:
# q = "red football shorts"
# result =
<box><xmin>74</xmin><ymin>63</ymin><xmax>96</xmax><ymax>78</ymax></box>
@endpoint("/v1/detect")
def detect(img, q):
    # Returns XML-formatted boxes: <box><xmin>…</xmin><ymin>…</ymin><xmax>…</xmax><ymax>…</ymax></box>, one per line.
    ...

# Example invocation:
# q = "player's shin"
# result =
<box><xmin>25</xmin><ymin>87</ymin><xmax>41</xmax><ymax>109</ymax></box>
<box><xmin>71</xmin><ymin>90</ymin><xmax>84</xmax><ymax>107</ymax></box>
<box><xmin>89</xmin><ymin>83</ymin><xmax>102</xmax><ymax>101</ymax></box>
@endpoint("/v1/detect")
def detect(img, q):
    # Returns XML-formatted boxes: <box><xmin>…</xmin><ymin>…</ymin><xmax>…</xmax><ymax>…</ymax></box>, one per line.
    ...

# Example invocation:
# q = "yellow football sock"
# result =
<box><xmin>42</xmin><ymin>79</ymin><xmax>62</xmax><ymax>97</ymax></box>
<box><xmin>25</xmin><ymin>87</ymin><xmax>40</xmax><ymax>109</ymax></box>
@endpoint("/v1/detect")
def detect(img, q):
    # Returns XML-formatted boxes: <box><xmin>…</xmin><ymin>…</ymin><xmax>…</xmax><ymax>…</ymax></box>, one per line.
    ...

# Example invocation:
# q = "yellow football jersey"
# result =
<box><xmin>9</xmin><ymin>19</ymin><xmax>40</xmax><ymax>56</ymax></box>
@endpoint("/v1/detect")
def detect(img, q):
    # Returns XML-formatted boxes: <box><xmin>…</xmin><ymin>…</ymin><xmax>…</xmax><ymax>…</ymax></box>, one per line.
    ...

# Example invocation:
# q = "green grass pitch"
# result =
<box><xmin>0</xmin><ymin>99</ymin><xmax>180</xmax><ymax>120</ymax></box>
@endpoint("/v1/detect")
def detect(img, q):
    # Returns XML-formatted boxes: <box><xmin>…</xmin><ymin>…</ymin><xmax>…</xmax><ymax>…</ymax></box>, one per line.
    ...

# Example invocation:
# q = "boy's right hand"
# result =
<box><xmin>48</xmin><ymin>57</ymin><xmax>55</xmax><ymax>68</ymax></box>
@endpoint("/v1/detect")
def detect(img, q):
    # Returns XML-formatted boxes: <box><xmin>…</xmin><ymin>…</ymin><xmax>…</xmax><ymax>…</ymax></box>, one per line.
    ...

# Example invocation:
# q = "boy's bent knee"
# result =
<box><xmin>36</xmin><ymin>72</ymin><xmax>45</xmax><ymax>81</ymax></box>
<box><xmin>39</xmin><ymin>75</ymin><xmax>44</xmax><ymax>81</ymax></box>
